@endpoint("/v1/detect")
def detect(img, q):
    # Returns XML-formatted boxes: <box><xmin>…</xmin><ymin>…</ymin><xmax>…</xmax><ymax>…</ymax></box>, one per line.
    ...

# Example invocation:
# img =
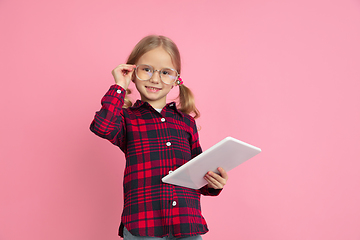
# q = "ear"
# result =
<box><xmin>131</xmin><ymin>72</ymin><xmax>136</xmax><ymax>83</ymax></box>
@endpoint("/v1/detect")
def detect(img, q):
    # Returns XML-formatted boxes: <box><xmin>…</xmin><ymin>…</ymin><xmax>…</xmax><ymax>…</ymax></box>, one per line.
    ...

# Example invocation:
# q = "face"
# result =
<box><xmin>133</xmin><ymin>46</ymin><xmax>177</xmax><ymax>109</ymax></box>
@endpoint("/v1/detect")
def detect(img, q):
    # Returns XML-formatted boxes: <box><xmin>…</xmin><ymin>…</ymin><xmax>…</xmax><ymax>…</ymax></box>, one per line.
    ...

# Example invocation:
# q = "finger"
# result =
<box><xmin>218</xmin><ymin>167</ymin><xmax>229</xmax><ymax>180</ymax></box>
<box><xmin>206</xmin><ymin>181</ymin><xmax>218</xmax><ymax>189</ymax></box>
<box><xmin>116</xmin><ymin>64</ymin><xmax>136</xmax><ymax>69</ymax></box>
<box><xmin>113</xmin><ymin>64</ymin><xmax>136</xmax><ymax>72</ymax></box>
<box><xmin>116</xmin><ymin>64</ymin><xmax>136</xmax><ymax>75</ymax></box>
<box><xmin>207</xmin><ymin>171</ymin><xmax>226</xmax><ymax>186</ymax></box>
<box><xmin>204</xmin><ymin>176</ymin><xmax>218</xmax><ymax>189</ymax></box>
<box><xmin>204</xmin><ymin>174</ymin><xmax>223</xmax><ymax>189</ymax></box>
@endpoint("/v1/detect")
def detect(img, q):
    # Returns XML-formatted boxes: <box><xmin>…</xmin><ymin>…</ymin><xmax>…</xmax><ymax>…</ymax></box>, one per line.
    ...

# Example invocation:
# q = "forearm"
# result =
<box><xmin>90</xmin><ymin>84</ymin><xmax>126</xmax><ymax>146</ymax></box>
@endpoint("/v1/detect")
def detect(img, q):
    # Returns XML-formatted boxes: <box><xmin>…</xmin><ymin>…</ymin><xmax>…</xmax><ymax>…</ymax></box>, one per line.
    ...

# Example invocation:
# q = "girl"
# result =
<box><xmin>90</xmin><ymin>35</ymin><xmax>228</xmax><ymax>240</ymax></box>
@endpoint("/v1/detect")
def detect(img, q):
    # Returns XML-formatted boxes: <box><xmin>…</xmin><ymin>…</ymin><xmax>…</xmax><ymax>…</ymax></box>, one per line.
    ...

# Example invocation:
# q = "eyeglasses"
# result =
<box><xmin>135</xmin><ymin>64</ymin><xmax>179</xmax><ymax>85</ymax></box>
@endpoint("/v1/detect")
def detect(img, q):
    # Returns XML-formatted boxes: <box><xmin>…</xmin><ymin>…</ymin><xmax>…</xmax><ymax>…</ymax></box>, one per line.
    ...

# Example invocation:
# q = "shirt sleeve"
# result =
<box><xmin>90</xmin><ymin>84</ymin><xmax>127</xmax><ymax>152</ymax></box>
<box><xmin>200</xmin><ymin>185</ymin><xmax>222</xmax><ymax>196</ymax></box>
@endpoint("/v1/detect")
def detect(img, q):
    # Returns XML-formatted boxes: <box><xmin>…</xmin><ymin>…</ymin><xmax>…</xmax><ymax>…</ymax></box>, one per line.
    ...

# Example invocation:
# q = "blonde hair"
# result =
<box><xmin>123</xmin><ymin>35</ymin><xmax>200</xmax><ymax>119</ymax></box>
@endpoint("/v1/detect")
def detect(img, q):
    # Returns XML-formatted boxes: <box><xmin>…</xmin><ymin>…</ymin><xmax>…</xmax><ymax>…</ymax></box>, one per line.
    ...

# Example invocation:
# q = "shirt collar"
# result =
<box><xmin>131</xmin><ymin>100</ymin><xmax>184</xmax><ymax>117</ymax></box>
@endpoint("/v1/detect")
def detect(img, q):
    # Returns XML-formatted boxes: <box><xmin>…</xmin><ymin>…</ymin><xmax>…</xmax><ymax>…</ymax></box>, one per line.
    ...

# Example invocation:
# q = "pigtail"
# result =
<box><xmin>123</xmin><ymin>88</ymin><xmax>133</xmax><ymax>108</ymax></box>
<box><xmin>178</xmin><ymin>84</ymin><xmax>200</xmax><ymax>119</ymax></box>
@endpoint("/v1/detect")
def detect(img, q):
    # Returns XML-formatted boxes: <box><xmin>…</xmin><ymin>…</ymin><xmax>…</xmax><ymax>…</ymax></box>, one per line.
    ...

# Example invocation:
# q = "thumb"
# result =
<box><xmin>218</xmin><ymin>167</ymin><xmax>228</xmax><ymax>180</ymax></box>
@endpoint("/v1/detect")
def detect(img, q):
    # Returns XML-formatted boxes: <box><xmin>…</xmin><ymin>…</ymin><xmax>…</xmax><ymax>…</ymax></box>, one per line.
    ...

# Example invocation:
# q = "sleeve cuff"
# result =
<box><xmin>200</xmin><ymin>185</ymin><xmax>222</xmax><ymax>196</ymax></box>
<box><xmin>107</xmin><ymin>84</ymin><xmax>126</xmax><ymax>97</ymax></box>
<box><xmin>99</xmin><ymin>84</ymin><xmax>127</xmax><ymax>116</ymax></box>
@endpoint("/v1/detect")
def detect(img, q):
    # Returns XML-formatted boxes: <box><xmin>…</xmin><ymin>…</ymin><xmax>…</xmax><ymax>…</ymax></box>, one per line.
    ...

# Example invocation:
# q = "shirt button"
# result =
<box><xmin>169</xmin><ymin>103</ymin><xmax>174</xmax><ymax>107</ymax></box>
<box><xmin>168</xmin><ymin>170</ymin><xmax>173</xmax><ymax>174</ymax></box>
<box><xmin>161</xmin><ymin>118</ymin><xmax>166</xmax><ymax>122</ymax></box>
<box><xmin>116</xmin><ymin>89</ymin><xmax>122</xmax><ymax>94</ymax></box>
<box><xmin>166</xmin><ymin>142</ymin><xmax>171</xmax><ymax>147</ymax></box>
<box><xmin>172</xmin><ymin>201</ymin><xmax>177</xmax><ymax>207</ymax></box>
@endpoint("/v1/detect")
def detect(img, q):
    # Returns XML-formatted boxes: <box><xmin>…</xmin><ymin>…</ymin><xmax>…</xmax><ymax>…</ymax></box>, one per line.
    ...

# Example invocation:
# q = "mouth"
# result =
<box><xmin>145</xmin><ymin>86</ymin><xmax>162</xmax><ymax>92</ymax></box>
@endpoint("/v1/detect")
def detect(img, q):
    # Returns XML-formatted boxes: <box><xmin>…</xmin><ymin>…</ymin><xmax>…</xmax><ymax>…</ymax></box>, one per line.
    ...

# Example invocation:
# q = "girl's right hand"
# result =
<box><xmin>112</xmin><ymin>64</ymin><xmax>137</xmax><ymax>90</ymax></box>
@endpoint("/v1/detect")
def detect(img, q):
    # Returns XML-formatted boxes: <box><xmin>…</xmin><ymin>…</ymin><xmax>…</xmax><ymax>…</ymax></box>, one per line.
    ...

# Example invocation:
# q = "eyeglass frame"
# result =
<box><xmin>134</xmin><ymin>64</ymin><xmax>180</xmax><ymax>85</ymax></box>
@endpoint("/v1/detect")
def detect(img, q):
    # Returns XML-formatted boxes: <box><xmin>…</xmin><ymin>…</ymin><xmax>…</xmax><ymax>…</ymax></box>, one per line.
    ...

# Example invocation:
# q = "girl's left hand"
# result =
<box><xmin>204</xmin><ymin>167</ymin><xmax>228</xmax><ymax>189</ymax></box>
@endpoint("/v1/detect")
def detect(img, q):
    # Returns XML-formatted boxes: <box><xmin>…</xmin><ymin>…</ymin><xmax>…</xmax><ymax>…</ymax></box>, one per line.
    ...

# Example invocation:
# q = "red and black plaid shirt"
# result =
<box><xmin>90</xmin><ymin>85</ymin><xmax>221</xmax><ymax>238</ymax></box>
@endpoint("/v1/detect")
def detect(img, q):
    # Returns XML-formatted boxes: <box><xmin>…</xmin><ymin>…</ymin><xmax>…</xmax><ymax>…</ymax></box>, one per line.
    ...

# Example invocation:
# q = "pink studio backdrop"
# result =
<box><xmin>1</xmin><ymin>0</ymin><xmax>360</xmax><ymax>239</ymax></box>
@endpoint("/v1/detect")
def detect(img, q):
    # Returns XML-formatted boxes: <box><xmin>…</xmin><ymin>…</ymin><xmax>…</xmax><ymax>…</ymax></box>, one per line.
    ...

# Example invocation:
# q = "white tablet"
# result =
<box><xmin>161</xmin><ymin>136</ymin><xmax>261</xmax><ymax>189</ymax></box>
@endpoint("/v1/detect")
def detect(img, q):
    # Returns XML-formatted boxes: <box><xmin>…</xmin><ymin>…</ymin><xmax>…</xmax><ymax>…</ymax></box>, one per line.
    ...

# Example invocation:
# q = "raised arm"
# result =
<box><xmin>89</xmin><ymin>64</ymin><xmax>136</xmax><ymax>150</ymax></box>
<box><xmin>90</xmin><ymin>85</ymin><xmax>127</xmax><ymax>147</ymax></box>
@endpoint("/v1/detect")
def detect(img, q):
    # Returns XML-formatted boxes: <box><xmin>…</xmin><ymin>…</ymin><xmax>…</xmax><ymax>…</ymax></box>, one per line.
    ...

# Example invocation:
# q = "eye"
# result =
<box><xmin>161</xmin><ymin>70</ymin><xmax>170</xmax><ymax>75</ymax></box>
<box><xmin>142</xmin><ymin>67</ymin><xmax>151</xmax><ymax>73</ymax></box>
<box><xmin>139</xmin><ymin>65</ymin><xmax>153</xmax><ymax>73</ymax></box>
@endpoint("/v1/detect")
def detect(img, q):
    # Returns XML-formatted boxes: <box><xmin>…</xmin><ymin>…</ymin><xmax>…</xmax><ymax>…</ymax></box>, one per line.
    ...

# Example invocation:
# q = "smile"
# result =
<box><xmin>146</xmin><ymin>86</ymin><xmax>161</xmax><ymax>92</ymax></box>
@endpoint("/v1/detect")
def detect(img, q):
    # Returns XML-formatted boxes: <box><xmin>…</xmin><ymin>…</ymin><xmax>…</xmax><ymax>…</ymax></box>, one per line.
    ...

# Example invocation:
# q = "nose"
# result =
<box><xmin>149</xmin><ymin>70</ymin><xmax>161</xmax><ymax>84</ymax></box>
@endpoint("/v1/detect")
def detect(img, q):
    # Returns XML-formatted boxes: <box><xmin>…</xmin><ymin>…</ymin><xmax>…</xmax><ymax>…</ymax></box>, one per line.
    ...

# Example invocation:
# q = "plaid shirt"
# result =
<box><xmin>90</xmin><ymin>85</ymin><xmax>221</xmax><ymax>238</ymax></box>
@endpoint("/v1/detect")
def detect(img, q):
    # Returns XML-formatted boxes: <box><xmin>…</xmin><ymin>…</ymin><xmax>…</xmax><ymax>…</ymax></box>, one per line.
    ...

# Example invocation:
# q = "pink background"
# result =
<box><xmin>1</xmin><ymin>0</ymin><xmax>360</xmax><ymax>239</ymax></box>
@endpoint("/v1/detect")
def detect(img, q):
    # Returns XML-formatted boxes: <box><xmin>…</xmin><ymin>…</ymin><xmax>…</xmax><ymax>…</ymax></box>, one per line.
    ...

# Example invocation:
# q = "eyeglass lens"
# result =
<box><xmin>136</xmin><ymin>64</ymin><xmax>178</xmax><ymax>84</ymax></box>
